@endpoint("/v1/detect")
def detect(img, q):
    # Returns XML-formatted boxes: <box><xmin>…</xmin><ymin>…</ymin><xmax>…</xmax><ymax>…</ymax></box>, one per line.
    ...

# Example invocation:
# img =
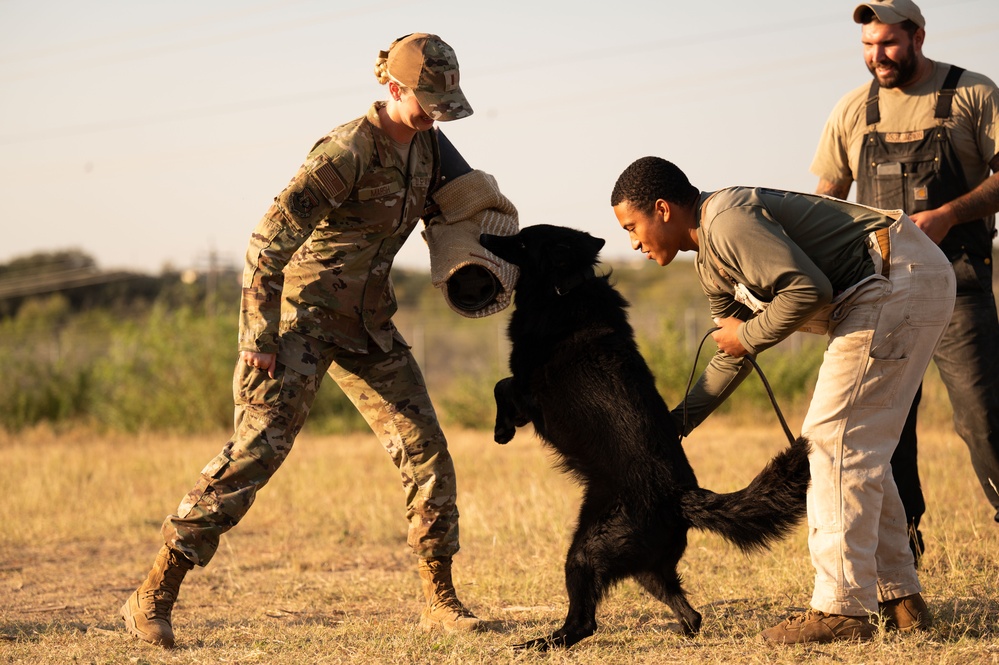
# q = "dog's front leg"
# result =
<box><xmin>513</xmin><ymin>512</ymin><xmax>603</xmax><ymax>650</ymax></box>
<box><xmin>512</xmin><ymin>575</ymin><xmax>598</xmax><ymax>651</ymax></box>
<box><xmin>492</xmin><ymin>377</ymin><xmax>531</xmax><ymax>444</ymax></box>
<box><xmin>512</xmin><ymin>629</ymin><xmax>580</xmax><ymax>652</ymax></box>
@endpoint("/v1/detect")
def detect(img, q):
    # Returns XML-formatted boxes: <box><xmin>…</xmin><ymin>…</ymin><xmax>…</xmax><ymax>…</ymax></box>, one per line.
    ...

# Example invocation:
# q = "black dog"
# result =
<box><xmin>479</xmin><ymin>224</ymin><xmax>811</xmax><ymax>651</ymax></box>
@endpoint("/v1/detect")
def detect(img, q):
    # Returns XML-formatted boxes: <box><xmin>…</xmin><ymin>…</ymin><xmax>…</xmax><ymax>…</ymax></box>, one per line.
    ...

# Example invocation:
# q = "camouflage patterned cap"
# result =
<box><xmin>386</xmin><ymin>33</ymin><xmax>473</xmax><ymax>122</ymax></box>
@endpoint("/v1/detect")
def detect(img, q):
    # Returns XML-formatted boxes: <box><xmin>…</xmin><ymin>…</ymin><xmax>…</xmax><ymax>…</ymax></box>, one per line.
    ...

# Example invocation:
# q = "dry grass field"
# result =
<box><xmin>1</xmin><ymin>417</ymin><xmax>997</xmax><ymax>664</ymax></box>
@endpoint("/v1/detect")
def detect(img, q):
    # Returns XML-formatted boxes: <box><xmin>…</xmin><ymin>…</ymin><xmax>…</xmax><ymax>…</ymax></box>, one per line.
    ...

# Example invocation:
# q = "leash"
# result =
<box><xmin>681</xmin><ymin>326</ymin><xmax>797</xmax><ymax>446</ymax></box>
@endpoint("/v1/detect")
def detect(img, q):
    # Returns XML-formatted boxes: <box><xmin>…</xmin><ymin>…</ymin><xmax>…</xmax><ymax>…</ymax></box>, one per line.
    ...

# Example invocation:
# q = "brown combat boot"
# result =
<box><xmin>761</xmin><ymin>609</ymin><xmax>876</xmax><ymax>644</ymax></box>
<box><xmin>120</xmin><ymin>545</ymin><xmax>194</xmax><ymax>648</ymax></box>
<box><xmin>880</xmin><ymin>593</ymin><xmax>932</xmax><ymax>632</ymax></box>
<box><xmin>417</xmin><ymin>556</ymin><xmax>483</xmax><ymax>633</ymax></box>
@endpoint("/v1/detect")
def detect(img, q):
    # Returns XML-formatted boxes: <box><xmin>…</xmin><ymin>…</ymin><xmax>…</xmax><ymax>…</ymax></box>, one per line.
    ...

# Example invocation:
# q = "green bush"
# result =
<box><xmin>3</xmin><ymin>295</ymin><xmax>95</xmax><ymax>429</ymax></box>
<box><xmin>5</xmin><ymin>257</ymin><xmax>967</xmax><ymax>436</ymax></box>
<box><xmin>0</xmin><ymin>296</ymin><xmax>366</xmax><ymax>434</ymax></box>
<box><xmin>438</xmin><ymin>373</ymin><xmax>503</xmax><ymax>430</ymax></box>
<box><xmin>0</xmin><ymin>293</ymin><xmax>827</xmax><ymax>434</ymax></box>
<box><xmin>640</xmin><ymin>320</ymin><xmax>826</xmax><ymax>422</ymax></box>
<box><xmin>85</xmin><ymin>304</ymin><xmax>236</xmax><ymax>433</ymax></box>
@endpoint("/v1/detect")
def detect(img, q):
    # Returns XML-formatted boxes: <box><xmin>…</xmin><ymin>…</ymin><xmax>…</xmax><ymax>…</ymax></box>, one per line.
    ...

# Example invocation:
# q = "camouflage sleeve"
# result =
<box><xmin>238</xmin><ymin>151</ymin><xmax>357</xmax><ymax>353</ymax></box>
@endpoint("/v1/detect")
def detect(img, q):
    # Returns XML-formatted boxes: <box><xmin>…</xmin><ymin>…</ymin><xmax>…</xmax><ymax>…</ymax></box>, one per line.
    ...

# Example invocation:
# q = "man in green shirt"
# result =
<box><xmin>611</xmin><ymin>156</ymin><xmax>955</xmax><ymax>643</ymax></box>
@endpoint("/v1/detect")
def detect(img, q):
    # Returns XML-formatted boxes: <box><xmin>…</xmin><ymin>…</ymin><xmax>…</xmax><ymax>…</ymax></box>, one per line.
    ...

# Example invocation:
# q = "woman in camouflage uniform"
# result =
<box><xmin>121</xmin><ymin>33</ymin><xmax>484</xmax><ymax>648</ymax></box>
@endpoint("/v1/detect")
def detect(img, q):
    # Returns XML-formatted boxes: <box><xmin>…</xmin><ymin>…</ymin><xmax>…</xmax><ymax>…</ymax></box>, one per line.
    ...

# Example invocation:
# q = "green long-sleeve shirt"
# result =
<box><xmin>674</xmin><ymin>186</ymin><xmax>896</xmax><ymax>432</ymax></box>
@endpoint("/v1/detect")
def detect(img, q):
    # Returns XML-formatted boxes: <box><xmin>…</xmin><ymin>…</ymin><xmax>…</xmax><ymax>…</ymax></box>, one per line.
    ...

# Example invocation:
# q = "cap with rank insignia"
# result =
<box><xmin>383</xmin><ymin>33</ymin><xmax>473</xmax><ymax>122</ymax></box>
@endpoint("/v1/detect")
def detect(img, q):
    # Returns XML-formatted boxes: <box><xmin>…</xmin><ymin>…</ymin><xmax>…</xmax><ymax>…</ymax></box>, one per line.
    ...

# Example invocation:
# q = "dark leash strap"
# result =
<box><xmin>681</xmin><ymin>326</ymin><xmax>797</xmax><ymax>446</ymax></box>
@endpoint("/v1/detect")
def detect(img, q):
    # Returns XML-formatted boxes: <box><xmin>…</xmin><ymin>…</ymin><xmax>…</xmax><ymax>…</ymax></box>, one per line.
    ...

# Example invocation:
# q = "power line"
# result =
<box><xmin>0</xmin><ymin>0</ymin><xmax>316</xmax><ymax>64</ymax></box>
<box><xmin>0</xmin><ymin>5</ymin><xmax>994</xmax><ymax>148</ymax></box>
<box><xmin>0</xmin><ymin>1</ymin><xmax>409</xmax><ymax>83</ymax></box>
<box><xmin>0</xmin><ymin>82</ymin><xmax>369</xmax><ymax>146</ymax></box>
<box><xmin>0</xmin><ymin>11</ymin><xmax>850</xmax><ymax>146</ymax></box>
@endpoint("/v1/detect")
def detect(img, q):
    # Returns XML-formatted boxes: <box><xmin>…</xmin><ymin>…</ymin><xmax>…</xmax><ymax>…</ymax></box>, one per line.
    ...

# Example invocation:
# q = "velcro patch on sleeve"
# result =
<box><xmin>313</xmin><ymin>158</ymin><xmax>349</xmax><ymax>202</ymax></box>
<box><xmin>288</xmin><ymin>186</ymin><xmax>321</xmax><ymax>219</ymax></box>
<box><xmin>276</xmin><ymin>168</ymin><xmax>333</xmax><ymax>231</ymax></box>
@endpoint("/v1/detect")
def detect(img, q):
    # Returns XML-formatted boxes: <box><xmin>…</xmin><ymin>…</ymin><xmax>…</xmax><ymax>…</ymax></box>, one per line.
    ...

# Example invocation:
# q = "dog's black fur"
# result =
<box><xmin>479</xmin><ymin>224</ymin><xmax>811</xmax><ymax>651</ymax></box>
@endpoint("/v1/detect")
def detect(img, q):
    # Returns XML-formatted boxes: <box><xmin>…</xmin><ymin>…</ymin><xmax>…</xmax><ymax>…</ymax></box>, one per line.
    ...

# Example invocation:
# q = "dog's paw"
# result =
<box><xmin>493</xmin><ymin>425</ymin><xmax>514</xmax><ymax>445</ymax></box>
<box><xmin>511</xmin><ymin>629</ymin><xmax>583</xmax><ymax>651</ymax></box>
<box><xmin>511</xmin><ymin>636</ymin><xmax>557</xmax><ymax>651</ymax></box>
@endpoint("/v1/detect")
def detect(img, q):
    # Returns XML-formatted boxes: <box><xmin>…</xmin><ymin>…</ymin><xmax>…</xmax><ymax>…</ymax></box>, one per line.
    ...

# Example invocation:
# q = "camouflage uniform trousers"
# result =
<box><xmin>161</xmin><ymin>329</ymin><xmax>460</xmax><ymax>566</ymax></box>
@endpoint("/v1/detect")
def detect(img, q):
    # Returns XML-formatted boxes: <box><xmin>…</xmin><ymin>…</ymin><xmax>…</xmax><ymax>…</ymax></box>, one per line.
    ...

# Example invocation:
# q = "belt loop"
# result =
<box><xmin>875</xmin><ymin>227</ymin><xmax>891</xmax><ymax>278</ymax></box>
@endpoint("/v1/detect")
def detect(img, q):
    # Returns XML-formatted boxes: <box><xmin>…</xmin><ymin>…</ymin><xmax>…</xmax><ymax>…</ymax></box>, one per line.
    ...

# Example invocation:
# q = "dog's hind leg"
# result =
<box><xmin>635</xmin><ymin>568</ymin><xmax>702</xmax><ymax>636</ymax></box>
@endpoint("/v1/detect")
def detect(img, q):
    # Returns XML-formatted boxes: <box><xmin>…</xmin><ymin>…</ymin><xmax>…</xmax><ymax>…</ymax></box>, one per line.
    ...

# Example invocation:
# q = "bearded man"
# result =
<box><xmin>811</xmin><ymin>0</ymin><xmax>999</xmax><ymax>572</ymax></box>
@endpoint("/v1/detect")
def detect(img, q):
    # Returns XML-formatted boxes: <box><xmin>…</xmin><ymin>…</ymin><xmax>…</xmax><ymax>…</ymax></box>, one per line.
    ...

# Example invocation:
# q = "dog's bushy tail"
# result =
<box><xmin>680</xmin><ymin>436</ymin><xmax>811</xmax><ymax>553</ymax></box>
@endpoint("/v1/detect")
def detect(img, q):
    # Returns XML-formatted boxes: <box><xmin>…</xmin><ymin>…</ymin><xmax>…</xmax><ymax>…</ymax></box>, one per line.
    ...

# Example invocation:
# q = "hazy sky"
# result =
<box><xmin>2</xmin><ymin>0</ymin><xmax>997</xmax><ymax>274</ymax></box>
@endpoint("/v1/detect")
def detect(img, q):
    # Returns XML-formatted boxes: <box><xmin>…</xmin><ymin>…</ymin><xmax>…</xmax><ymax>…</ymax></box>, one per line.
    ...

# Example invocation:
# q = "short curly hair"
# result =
<box><xmin>610</xmin><ymin>156</ymin><xmax>699</xmax><ymax>214</ymax></box>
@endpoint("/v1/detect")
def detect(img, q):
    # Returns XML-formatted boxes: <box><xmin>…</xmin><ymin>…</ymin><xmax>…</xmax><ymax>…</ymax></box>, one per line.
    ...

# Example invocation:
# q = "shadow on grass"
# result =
<box><xmin>932</xmin><ymin>596</ymin><xmax>999</xmax><ymax>639</ymax></box>
<box><xmin>0</xmin><ymin>617</ymin><xmax>121</xmax><ymax>642</ymax></box>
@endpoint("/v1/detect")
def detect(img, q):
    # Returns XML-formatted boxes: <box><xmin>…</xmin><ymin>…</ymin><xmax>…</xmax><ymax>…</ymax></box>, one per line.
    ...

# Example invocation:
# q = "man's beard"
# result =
<box><xmin>868</xmin><ymin>42</ymin><xmax>918</xmax><ymax>88</ymax></box>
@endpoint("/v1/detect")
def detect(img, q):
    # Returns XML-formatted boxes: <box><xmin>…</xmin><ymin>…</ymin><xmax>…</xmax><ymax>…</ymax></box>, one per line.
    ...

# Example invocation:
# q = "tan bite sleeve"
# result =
<box><xmin>422</xmin><ymin>170</ymin><xmax>519</xmax><ymax>318</ymax></box>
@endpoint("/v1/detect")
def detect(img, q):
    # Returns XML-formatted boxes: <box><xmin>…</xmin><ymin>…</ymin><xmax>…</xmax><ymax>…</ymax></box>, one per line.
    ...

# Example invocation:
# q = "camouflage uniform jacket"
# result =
<box><xmin>239</xmin><ymin>102</ymin><xmax>437</xmax><ymax>355</ymax></box>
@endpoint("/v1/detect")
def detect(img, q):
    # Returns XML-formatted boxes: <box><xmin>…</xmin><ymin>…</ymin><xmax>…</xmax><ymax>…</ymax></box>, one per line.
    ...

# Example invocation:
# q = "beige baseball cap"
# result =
<box><xmin>853</xmin><ymin>0</ymin><xmax>926</xmax><ymax>28</ymax></box>
<box><xmin>386</xmin><ymin>33</ymin><xmax>473</xmax><ymax>122</ymax></box>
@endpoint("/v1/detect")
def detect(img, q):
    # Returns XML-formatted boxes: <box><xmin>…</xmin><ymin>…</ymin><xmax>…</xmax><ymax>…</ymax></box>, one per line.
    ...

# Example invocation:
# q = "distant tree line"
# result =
<box><xmin>8</xmin><ymin>246</ymin><xmax>979</xmax><ymax>435</ymax></box>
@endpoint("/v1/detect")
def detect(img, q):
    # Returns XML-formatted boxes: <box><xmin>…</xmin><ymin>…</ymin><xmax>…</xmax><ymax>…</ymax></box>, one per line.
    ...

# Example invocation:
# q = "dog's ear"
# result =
<box><xmin>587</xmin><ymin>235</ymin><xmax>606</xmax><ymax>256</ymax></box>
<box><xmin>550</xmin><ymin>232</ymin><xmax>606</xmax><ymax>269</ymax></box>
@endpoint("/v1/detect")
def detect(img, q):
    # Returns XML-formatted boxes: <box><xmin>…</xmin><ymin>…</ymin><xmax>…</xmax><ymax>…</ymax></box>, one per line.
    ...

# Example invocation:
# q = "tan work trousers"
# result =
<box><xmin>802</xmin><ymin>214</ymin><xmax>955</xmax><ymax>616</ymax></box>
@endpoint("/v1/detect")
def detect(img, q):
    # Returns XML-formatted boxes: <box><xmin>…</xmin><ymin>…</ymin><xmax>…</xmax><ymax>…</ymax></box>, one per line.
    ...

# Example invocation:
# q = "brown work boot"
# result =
<box><xmin>761</xmin><ymin>609</ymin><xmax>876</xmax><ymax>644</ymax></box>
<box><xmin>120</xmin><ymin>545</ymin><xmax>194</xmax><ymax>648</ymax></box>
<box><xmin>417</xmin><ymin>556</ymin><xmax>483</xmax><ymax>633</ymax></box>
<box><xmin>880</xmin><ymin>593</ymin><xmax>932</xmax><ymax>632</ymax></box>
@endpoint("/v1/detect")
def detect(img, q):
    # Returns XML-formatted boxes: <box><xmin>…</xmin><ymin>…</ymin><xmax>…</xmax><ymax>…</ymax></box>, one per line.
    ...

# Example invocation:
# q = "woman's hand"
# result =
<box><xmin>240</xmin><ymin>351</ymin><xmax>277</xmax><ymax>379</ymax></box>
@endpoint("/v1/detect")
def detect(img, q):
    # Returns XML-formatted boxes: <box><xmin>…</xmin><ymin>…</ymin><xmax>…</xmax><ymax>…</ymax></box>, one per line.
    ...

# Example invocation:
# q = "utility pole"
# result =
<box><xmin>205</xmin><ymin>247</ymin><xmax>218</xmax><ymax>318</ymax></box>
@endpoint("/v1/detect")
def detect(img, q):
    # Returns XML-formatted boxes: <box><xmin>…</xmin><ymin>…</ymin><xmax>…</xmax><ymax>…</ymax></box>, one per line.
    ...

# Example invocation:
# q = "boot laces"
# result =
<box><xmin>140</xmin><ymin>558</ymin><xmax>188</xmax><ymax>618</ymax></box>
<box><xmin>420</xmin><ymin>558</ymin><xmax>475</xmax><ymax>618</ymax></box>
<box><xmin>786</xmin><ymin>609</ymin><xmax>826</xmax><ymax>626</ymax></box>
<box><xmin>138</xmin><ymin>587</ymin><xmax>176</xmax><ymax>620</ymax></box>
<box><xmin>426</xmin><ymin>580</ymin><xmax>466</xmax><ymax>611</ymax></box>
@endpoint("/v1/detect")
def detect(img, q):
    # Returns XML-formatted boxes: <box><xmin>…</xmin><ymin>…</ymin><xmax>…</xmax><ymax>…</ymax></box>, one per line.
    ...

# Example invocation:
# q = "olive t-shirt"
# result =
<box><xmin>810</xmin><ymin>61</ymin><xmax>999</xmax><ymax>192</ymax></box>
